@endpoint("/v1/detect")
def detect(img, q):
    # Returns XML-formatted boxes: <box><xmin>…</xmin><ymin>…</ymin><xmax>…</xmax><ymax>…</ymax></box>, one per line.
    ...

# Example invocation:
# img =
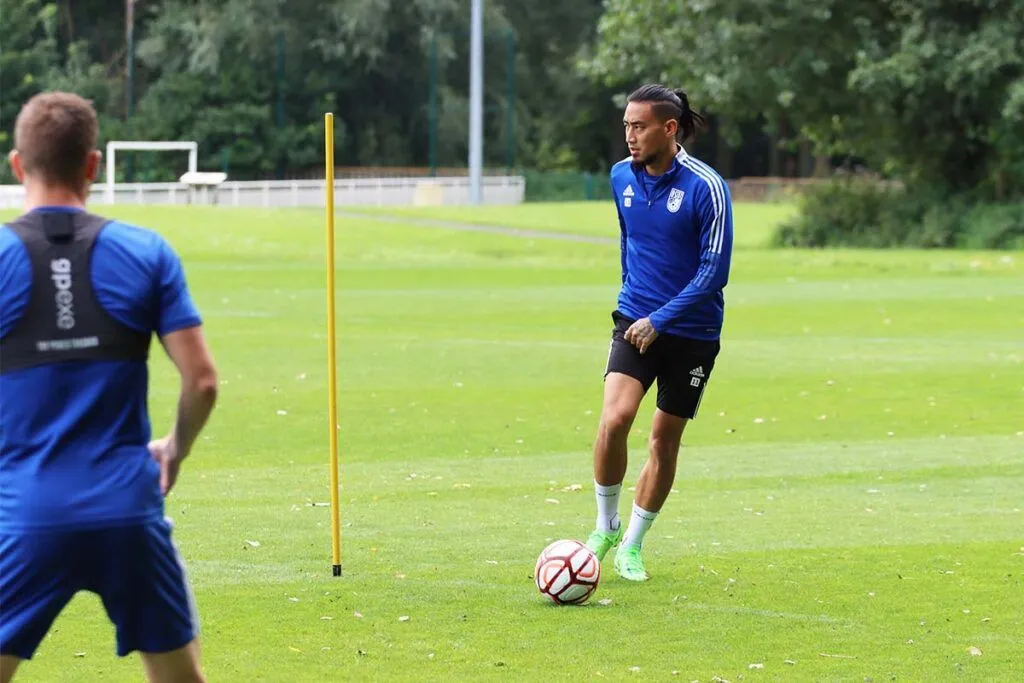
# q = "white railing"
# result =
<box><xmin>0</xmin><ymin>175</ymin><xmax>526</xmax><ymax>210</ymax></box>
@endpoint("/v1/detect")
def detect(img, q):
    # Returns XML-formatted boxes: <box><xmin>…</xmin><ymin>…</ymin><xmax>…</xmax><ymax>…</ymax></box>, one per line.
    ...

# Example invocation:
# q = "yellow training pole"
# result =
<box><xmin>324</xmin><ymin>113</ymin><xmax>342</xmax><ymax>577</ymax></box>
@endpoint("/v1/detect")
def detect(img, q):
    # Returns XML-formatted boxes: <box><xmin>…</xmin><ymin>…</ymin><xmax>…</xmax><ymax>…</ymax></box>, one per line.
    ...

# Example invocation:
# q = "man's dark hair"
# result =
<box><xmin>14</xmin><ymin>91</ymin><xmax>98</xmax><ymax>187</ymax></box>
<box><xmin>627</xmin><ymin>84</ymin><xmax>707</xmax><ymax>142</ymax></box>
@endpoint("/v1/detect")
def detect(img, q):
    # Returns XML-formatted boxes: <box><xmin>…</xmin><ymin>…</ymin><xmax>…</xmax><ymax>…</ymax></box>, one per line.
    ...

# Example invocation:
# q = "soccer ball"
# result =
<box><xmin>534</xmin><ymin>539</ymin><xmax>600</xmax><ymax>605</ymax></box>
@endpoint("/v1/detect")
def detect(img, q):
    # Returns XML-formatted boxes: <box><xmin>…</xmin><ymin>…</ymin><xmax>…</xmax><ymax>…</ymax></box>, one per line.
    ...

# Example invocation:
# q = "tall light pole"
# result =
<box><xmin>125</xmin><ymin>0</ymin><xmax>136</xmax><ymax>181</ymax></box>
<box><xmin>126</xmin><ymin>0</ymin><xmax>136</xmax><ymax>120</ymax></box>
<box><xmin>468</xmin><ymin>0</ymin><xmax>484</xmax><ymax>204</ymax></box>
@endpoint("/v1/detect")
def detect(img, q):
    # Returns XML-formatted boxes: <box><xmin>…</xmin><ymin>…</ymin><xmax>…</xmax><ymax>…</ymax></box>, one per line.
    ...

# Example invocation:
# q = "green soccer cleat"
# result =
<box><xmin>614</xmin><ymin>544</ymin><xmax>650</xmax><ymax>582</ymax></box>
<box><xmin>585</xmin><ymin>525</ymin><xmax>623</xmax><ymax>562</ymax></box>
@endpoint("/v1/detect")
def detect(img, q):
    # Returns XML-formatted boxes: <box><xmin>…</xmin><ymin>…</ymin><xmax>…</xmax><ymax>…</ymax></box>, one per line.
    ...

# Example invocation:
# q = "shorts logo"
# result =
<box><xmin>689</xmin><ymin>366</ymin><xmax>705</xmax><ymax>378</ymax></box>
<box><xmin>690</xmin><ymin>376</ymin><xmax>701</xmax><ymax>387</ymax></box>
<box><xmin>667</xmin><ymin>188</ymin><xmax>685</xmax><ymax>213</ymax></box>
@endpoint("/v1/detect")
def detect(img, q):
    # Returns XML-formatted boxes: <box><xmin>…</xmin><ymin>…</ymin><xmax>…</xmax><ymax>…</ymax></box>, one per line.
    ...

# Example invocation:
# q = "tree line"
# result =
<box><xmin>2</xmin><ymin>0</ymin><xmax>1022</xmax><ymax>210</ymax></box>
<box><xmin>1</xmin><ymin>0</ymin><xmax>617</xmax><ymax>182</ymax></box>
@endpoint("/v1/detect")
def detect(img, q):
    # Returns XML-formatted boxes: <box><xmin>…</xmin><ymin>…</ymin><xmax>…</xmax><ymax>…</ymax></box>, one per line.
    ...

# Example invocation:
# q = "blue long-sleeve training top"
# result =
<box><xmin>610</xmin><ymin>146</ymin><xmax>734</xmax><ymax>341</ymax></box>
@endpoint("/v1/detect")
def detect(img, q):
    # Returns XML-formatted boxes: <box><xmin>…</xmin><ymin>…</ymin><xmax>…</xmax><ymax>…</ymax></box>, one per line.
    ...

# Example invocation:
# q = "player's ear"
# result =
<box><xmin>84</xmin><ymin>150</ymin><xmax>102</xmax><ymax>183</ymax></box>
<box><xmin>665</xmin><ymin>117</ymin><xmax>679</xmax><ymax>139</ymax></box>
<box><xmin>9</xmin><ymin>150</ymin><xmax>25</xmax><ymax>184</ymax></box>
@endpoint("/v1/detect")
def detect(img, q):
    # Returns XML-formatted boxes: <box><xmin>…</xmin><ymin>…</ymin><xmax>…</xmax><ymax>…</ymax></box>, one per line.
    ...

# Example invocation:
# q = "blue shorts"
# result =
<box><xmin>0</xmin><ymin>518</ymin><xmax>198</xmax><ymax>659</ymax></box>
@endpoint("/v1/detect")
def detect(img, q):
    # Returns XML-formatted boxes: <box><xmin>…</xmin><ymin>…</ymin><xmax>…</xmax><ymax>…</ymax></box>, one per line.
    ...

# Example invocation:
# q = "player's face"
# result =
<box><xmin>623</xmin><ymin>102</ymin><xmax>673</xmax><ymax>165</ymax></box>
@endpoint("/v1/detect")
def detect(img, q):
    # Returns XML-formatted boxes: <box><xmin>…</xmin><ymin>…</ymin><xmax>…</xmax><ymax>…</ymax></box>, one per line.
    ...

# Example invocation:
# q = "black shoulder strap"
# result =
<box><xmin>1</xmin><ymin>211</ymin><xmax>151</xmax><ymax>374</ymax></box>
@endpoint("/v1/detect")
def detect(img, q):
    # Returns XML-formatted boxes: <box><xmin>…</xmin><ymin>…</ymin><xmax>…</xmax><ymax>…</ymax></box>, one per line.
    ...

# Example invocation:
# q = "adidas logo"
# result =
<box><xmin>623</xmin><ymin>185</ymin><xmax>634</xmax><ymax>198</ymax></box>
<box><xmin>689</xmin><ymin>366</ymin><xmax>705</xmax><ymax>378</ymax></box>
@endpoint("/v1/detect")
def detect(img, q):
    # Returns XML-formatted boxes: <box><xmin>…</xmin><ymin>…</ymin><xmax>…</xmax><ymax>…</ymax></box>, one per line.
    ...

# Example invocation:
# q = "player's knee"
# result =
<box><xmin>599</xmin><ymin>405</ymin><xmax>636</xmax><ymax>437</ymax></box>
<box><xmin>648</xmin><ymin>431</ymin><xmax>682</xmax><ymax>463</ymax></box>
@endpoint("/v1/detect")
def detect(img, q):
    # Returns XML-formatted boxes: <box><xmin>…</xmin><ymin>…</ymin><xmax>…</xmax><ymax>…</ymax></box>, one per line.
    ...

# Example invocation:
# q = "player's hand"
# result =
<box><xmin>148</xmin><ymin>435</ymin><xmax>182</xmax><ymax>496</ymax></box>
<box><xmin>624</xmin><ymin>317</ymin><xmax>659</xmax><ymax>354</ymax></box>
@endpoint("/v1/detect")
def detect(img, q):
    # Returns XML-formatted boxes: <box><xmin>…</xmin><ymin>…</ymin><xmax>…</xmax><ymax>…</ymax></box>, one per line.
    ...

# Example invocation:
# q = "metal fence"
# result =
<box><xmin>0</xmin><ymin>175</ymin><xmax>525</xmax><ymax>211</ymax></box>
<box><xmin>520</xmin><ymin>171</ymin><xmax>835</xmax><ymax>203</ymax></box>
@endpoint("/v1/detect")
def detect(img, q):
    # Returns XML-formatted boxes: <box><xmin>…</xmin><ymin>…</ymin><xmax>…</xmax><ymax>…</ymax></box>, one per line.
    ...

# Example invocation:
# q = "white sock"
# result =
<box><xmin>622</xmin><ymin>502</ymin><xmax>659</xmax><ymax>549</ymax></box>
<box><xmin>594</xmin><ymin>481</ymin><xmax>621</xmax><ymax>532</ymax></box>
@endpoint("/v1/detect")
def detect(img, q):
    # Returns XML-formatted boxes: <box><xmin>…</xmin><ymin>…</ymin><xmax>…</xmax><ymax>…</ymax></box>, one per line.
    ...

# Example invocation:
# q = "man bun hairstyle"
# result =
<box><xmin>627</xmin><ymin>83</ymin><xmax>707</xmax><ymax>142</ymax></box>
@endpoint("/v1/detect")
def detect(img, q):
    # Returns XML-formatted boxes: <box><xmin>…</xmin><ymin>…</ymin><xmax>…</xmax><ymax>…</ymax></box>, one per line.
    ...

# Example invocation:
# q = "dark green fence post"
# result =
<box><xmin>506</xmin><ymin>30</ymin><xmax>516</xmax><ymax>172</ymax></box>
<box><xmin>428</xmin><ymin>34</ymin><xmax>439</xmax><ymax>177</ymax></box>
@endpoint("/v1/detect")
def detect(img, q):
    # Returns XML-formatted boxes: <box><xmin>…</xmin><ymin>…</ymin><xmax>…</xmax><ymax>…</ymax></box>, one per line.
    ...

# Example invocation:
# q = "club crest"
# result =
<box><xmin>667</xmin><ymin>188</ymin><xmax>685</xmax><ymax>213</ymax></box>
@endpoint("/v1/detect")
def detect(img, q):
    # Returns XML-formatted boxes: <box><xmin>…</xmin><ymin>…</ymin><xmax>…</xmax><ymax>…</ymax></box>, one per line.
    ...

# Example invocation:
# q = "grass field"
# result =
<box><xmin>355</xmin><ymin>201</ymin><xmax>797</xmax><ymax>249</ymax></box>
<box><xmin>2</xmin><ymin>201</ymin><xmax>1022</xmax><ymax>682</ymax></box>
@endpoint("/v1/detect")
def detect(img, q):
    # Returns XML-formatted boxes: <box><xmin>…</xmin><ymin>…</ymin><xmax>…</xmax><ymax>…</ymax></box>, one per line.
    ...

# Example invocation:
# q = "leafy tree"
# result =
<box><xmin>585</xmin><ymin>0</ymin><xmax>1024</xmax><ymax>197</ymax></box>
<box><xmin>0</xmin><ymin>0</ymin><xmax>645</xmax><ymax>179</ymax></box>
<box><xmin>0</xmin><ymin>0</ymin><xmax>60</xmax><ymax>181</ymax></box>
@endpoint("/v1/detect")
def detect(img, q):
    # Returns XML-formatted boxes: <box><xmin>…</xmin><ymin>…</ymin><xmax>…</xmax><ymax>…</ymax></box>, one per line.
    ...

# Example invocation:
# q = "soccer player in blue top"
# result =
<box><xmin>584</xmin><ymin>84</ymin><xmax>734</xmax><ymax>582</ymax></box>
<box><xmin>0</xmin><ymin>92</ymin><xmax>218</xmax><ymax>682</ymax></box>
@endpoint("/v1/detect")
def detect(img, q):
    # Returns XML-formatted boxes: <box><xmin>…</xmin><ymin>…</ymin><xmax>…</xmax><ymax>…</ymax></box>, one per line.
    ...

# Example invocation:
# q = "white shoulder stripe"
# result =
<box><xmin>679</xmin><ymin>158</ymin><xmax>727</xmax><ymax>254</ymax></box>
<box><xmin>681</xmin><ymin>159</ymin><xmax>726</xmax><ymax>254</ymax></box>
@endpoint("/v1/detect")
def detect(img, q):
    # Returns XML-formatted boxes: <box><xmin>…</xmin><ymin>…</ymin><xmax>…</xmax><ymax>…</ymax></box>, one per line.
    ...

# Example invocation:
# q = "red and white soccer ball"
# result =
<box><xmin>534</xmin><ymin>539</ymin><xmax>601</xmax><ymax>605</ymax></box>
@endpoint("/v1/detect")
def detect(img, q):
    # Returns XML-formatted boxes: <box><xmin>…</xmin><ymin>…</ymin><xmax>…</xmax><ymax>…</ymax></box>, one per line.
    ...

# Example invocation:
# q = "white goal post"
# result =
<box><xmin>105</xmin><ymin>141</ymin><xmax>198</xmax><ymax>204</ymax></box>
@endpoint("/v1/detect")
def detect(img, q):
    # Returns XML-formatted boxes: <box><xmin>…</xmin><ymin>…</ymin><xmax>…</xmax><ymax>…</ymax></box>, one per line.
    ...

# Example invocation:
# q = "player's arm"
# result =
<box><xmin>647</xmin><ymin>180</ymin><xmax>734</xmax><ymax>332</ymax></box>
<box><xmin>616</xmin><ymin>199</ymin><xmax>628</xmax><ymax>284</ymax></box>
<box><xmin>150</xmin><ymin>239</ymin><xmax>218</xmax><ymax>494</ymax></box>
<box><xmin>160</xmin><ymin>326</ymin><xmax>218</xmax><ymax>463</ymax></box>
<box><xmin>610</xmin><ymin>175</ymin><xmax>628</xmax><ymax>284</ymax></box>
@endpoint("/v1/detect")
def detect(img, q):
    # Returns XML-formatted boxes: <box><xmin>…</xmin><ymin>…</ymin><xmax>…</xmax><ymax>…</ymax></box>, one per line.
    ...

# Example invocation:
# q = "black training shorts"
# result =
<box><xmin>604</xmin><ymin>310</ymin><xmax>721</xmax><ymax>419</ymax></box>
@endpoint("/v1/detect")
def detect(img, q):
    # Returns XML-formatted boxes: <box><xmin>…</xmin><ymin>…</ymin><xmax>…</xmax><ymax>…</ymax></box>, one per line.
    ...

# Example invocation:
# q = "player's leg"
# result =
<box><xmin>89</xmin><ymin>520</ymin><xmax>205</xmax><ymax>683</ymax></box>
<box><xmin>634</xmin><ymin>409</ymin><xmax>688</xmax><ymax>515</ymax></box>
<box><xmin>1</xmin><ymin>656</ymin><xmax>21</xmax><ymax>683</ymax></box>
<box><xmin>139</xmin><ymin>640</ymin><xmax>205</xmax><ymax>683</ymax></box>
<box><xmin>615</xmin><ymin>410</ymin><xmax>687</xmax><ymax>581</ymax></box>
<box><xmin>0</xmin><ymin>532</ymin><xmax>78</xmax><ymax>681</ymax></box>
<box><xmin>587</xmin><ymin>311</ymin><xmax>656</xmax><ymax>560</ymax></box>
<box><xmin>615</xmin><ymin>337</ymin><xmax>721</xmax><ymax>581</ymax></box>
<box><xmin>593</xmin><ymin>371</ymin><xmax>647</xmax><ymax>489</ymax></box>
<box><xmin>587</xmin><ymin>372</ymin><xmax>645</xmax><ymax>560</ymax></box>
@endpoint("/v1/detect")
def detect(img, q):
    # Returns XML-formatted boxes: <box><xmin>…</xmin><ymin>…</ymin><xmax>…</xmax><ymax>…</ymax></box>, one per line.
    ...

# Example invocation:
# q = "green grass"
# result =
<box><xmin>353</xmin><ymin>200</ymin><xmax>797</xmax><ymax>249</ymax></box>
<box><xmin>2</xmin><ymin>203</ymin><xmax>1022</xmax><ymax>682</ymax></box>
